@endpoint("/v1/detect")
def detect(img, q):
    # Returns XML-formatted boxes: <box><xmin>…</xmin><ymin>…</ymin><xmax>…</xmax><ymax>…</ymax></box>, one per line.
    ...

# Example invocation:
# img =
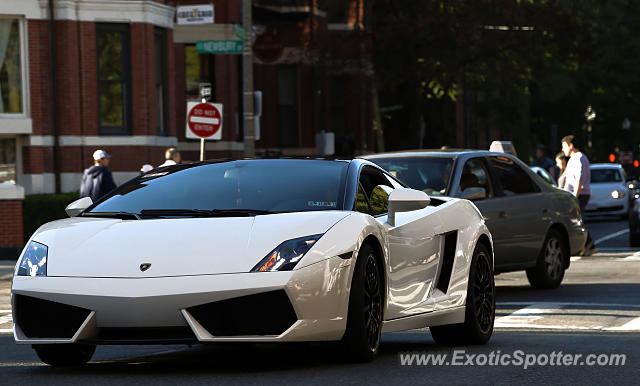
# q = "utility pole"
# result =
<box><xmin>242</xmin><ymin>0</ymin><xmax>255</xmax><ymax>157</ymax></box>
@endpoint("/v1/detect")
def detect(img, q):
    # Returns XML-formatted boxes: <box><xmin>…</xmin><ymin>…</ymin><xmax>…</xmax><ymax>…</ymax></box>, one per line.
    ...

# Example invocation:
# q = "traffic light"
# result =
<box><xmin>634</xmin><ymin>160</ymin><xmax>639</xmax><ymax>168</ymax></box>
<box><xmin>609</xmin><ymin>153</ymin><xmax>616</xmax><ymax>163</ymax></box>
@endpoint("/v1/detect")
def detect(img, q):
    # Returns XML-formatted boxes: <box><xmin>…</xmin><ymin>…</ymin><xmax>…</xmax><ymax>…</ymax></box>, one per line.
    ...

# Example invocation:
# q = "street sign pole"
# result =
<box><xmin>242</xmin><ymin>0</ymin><xmax>255</xmax><ymax>157</ymax></box>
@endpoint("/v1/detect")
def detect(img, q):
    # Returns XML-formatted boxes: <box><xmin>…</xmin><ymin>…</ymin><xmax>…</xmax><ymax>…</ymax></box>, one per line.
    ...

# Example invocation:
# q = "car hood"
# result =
<box><xmin>28</xmin><ymin>211</ymin><xmax>351</xmax><ymax>278</ymax></box>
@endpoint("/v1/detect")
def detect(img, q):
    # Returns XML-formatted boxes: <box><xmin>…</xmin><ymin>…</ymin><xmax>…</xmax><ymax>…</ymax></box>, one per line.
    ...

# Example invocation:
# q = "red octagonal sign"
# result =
<box><xmin>187</xmin><ymin>103</ymin><xmax>222</xmax><ymax>138</ymax></box>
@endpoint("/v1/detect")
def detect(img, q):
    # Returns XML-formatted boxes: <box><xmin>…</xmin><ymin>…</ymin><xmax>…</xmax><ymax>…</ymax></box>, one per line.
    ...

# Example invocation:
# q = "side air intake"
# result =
<box><xmin>436</xmin><ymin>231</ymin><xmax>458</xmax><ymax>293</ymax></box>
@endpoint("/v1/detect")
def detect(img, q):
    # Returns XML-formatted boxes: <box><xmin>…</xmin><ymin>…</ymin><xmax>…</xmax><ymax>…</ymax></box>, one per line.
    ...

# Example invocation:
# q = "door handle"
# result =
<box><xmin>499</xmin><ymin>211</ymin><xmax>507</xmax><ymax>218</ymax></box>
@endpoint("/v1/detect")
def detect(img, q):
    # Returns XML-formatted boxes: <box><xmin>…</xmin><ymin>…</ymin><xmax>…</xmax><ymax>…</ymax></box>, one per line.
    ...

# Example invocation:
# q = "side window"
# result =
<box><xmin>355</xmin><ymin>183</ymin><xmax>370</xmax><ymax>214</ymax></box>
<box><xmin>357</xmin><ymin>166</ymin><xmax>395</xmax><ymax>216</ymax></box>
<box><xmin>369</xmin><ymin>185</ymin><xmax>393</xmax><ymax>216</ymax></box>
<box><xmin>459</xmin><ymin>158</ymin><xmax>493</xmax><ymax>200</ymax></box>
<box><xmin>488</xmin><ymin>156</ymin><xmax>539</xmax><ymax>196</ymax></box>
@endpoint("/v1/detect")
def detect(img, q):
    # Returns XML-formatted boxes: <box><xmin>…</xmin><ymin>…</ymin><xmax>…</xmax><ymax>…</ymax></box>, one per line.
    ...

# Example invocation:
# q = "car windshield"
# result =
<box><xmin>369</xmin><ymin>157</ymin><xmax>454</xmax><ymax>196</ymax></box>
<box><xmin>591</xmin><ymin>169</ymin><xmax>622</xmax><ymax>183</ymax></box>
<box><xmin>86</xmin><ymin>160</ymin><xmax>348</xmax><ymax>216</ymax></box>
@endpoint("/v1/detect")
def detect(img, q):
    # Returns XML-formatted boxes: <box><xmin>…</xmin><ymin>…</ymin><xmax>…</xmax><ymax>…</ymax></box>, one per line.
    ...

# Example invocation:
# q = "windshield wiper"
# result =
<box><xmin>82</xmin><ymin>211</ymin><xmax>141</xmax><ymax>220</ymax></box>
<box><xmin>139</xmin><ymin>209</ymin><xmax>276</xmax><ymax>218</ymax></box>
<box><xmin>209</xmin><ymin>209</ymin><xmax>276</xmax><ymax>216</ymax></box>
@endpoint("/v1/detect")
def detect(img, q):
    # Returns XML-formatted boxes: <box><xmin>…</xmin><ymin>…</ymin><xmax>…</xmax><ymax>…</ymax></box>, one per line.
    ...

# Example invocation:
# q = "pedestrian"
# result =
<box><xmin>555</xmin><ymin>152</ymin><xmax>568</xmax><ymax>189</ymax></box>
<box><xmin>80</xmin><ymin>149</ymin><xmax>117</xmax><ymax>203</ymax></box>
<box><xmin>531</xmin><ymin>144</ymin><xmax>556</xmax><ymax>180</ymax></box>
<box><xmin>159</xmin><ymin>147</ymin><xmax>181</xmax><ymax>167</ymax></box>
<box><xmin>561</xmin><ymin>135</ymin><xmax>596</xmax><ymax>255</ymax></box>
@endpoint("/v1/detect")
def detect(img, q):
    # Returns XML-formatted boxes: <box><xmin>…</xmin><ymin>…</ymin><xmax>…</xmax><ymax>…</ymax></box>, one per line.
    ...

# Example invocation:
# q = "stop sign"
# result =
<box><xmin>186</xmin><ymin>102</ymin><xmax>222</xmax><ymax>139</ymax></box>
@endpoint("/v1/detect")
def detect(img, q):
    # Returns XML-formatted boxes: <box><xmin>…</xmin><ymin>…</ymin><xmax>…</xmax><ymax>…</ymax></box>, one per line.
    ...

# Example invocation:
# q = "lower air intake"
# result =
<box><xmin>15</xmin><ymin>295</ymin><xmax>91</xmax><ymax>338</ymax></box>
<box><xmin>187</xmin><ymin>290</ymin><xmax>297</xmax><ymax>336</ymax></box>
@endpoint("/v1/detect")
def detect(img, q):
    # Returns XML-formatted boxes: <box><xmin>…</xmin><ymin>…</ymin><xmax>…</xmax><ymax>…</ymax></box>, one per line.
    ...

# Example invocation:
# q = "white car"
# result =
<box><xmin>12</xmin><ymin>159</ymin><xmax>494</xmax><ymax>366</ymax></box>
<box><xmin>586</xmin><ymin>163</ymin><xmax>630</xmax><ymax>218</ymax></box>
<box><xmin>530</xmin><ymin>166</ymin><xmax>556</xmax><ymax>187</ymax></box>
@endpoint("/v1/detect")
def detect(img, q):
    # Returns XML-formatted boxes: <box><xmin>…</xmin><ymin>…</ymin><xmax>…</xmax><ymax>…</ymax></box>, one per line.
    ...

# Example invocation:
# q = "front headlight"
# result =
<box><xmin>611</xmin><ymin>190</ymin><xmax>625</xmax><ymax>199</ymax></box>
<box><xmin>17</xmin><ymin>241</ymin><xmax>48</xmax><ymax>277</ymax></box>
<box><xmin>251</xmin><ymin>234</ymin><xmax>322</xmax><ymax>272</ymax></box>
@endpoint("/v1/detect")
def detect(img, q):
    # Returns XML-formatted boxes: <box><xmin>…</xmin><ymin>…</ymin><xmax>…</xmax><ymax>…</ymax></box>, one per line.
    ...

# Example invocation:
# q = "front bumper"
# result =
<box><xmin>584</xmin><ymin>198</ymin><xmax>628</xmax><ymax>215</ymax></box>
<box><xmin>12</xmin><ymin>257</ymin><xmax>354</xmax><ymax>344</ymax></box>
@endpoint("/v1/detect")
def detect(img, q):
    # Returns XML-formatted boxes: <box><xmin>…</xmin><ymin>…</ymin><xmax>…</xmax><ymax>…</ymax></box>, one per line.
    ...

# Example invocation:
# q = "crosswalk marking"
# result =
<box><xmin>0</xmin><ymin>315</ymin><xmax>12</xmax><ymax>325</ymax></box>
<box><xmin>496</xmin><ymin>302</ymin><xmax>640</xmax><ymax>331</ymax></box>
<box><xmin>603</xmin><ymin>317</ymin><xmax>640</xmax><ymax>331</ymax></box>
<box><xmin>495</xmin><ymin>305</ymin><xmax>561</xmax><ymax>328</ymax></box>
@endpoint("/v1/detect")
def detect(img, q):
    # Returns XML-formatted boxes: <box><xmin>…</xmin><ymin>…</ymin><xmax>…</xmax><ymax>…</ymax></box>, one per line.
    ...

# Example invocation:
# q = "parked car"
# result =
<box><xmin>12</xmin><ymin>158</ymin><xmax>494</xmax><ymax>365</ymax></box>
<box><xmin>586</xmin><ymin>163</ymin><xmax>630</xmax><ymax>218</ymax></box>
<box><xmin>364</xmin><ymin>150</ymin><xmax>587</xmax><ymax>289</ymax></box>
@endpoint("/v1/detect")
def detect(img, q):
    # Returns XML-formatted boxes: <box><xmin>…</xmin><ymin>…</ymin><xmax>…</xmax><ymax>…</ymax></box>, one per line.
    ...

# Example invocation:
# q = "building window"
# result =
<box><xmin>185</xmin><ymin>45</ymin><xmax>215</xmax><ymax>100</ymax></box>
<box><xmin>155</xmin><ymin>27</ymin><xmax>168</xmax><ymax>135</ymax></box>
<box><xmin>97</xmin><ymin>23</ymin><xmax>131</xmax><ymax>134</ymax></box>
<box><xmin>0</xmin><ymin>137</ymin><xmax>16</xmax><ymax>183</ymax></box>
<box><xmin>328</xmin><ymin>0</ymin><xmax>348</xmax><ymax>23</ymax></box>
<box><xmin>277</xmin><ymin>67</ymin><xmax>299</xmax><ymax>147</ymax></box>
<box><xmin>0</xmin><ymin>18</ymin><xmax>23</xmax><ymax>114</ymax></box>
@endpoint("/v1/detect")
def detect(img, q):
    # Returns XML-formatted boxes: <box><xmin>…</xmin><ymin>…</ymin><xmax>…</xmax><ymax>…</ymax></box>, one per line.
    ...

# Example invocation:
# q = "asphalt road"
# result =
<box><xmin>0</xmin><ymin>217</ymin><xmax>638</xmax><ymax>385</ymax></box>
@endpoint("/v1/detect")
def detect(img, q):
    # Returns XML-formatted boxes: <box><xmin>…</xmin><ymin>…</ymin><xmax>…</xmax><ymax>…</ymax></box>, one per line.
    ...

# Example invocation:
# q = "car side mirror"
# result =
<box><xmin>387</xmin><ymin>188</ymin><xmax>430</xmax><ymax>226</ymax></box>
<box><xmin>65</xmin><ymin>197</ymin><xmax>93</xmax><ymax>217</ymax></box>
<box><xmin>461</xmin><ymin>187</ymin><xmax>487</xmax><ymax>201</ymax></box>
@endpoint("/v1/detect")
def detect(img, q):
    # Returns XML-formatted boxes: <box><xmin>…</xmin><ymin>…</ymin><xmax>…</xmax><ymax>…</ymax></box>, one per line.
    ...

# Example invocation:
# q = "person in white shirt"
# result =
<box><xmin>159</xmin><ymin>147</ymin><xmax>181</xmax><ymax>167</ymax></box>
<box><xmin>561</xmin><ymin>135</ymin><xmax>595</xmax><ymax>255</ymax></box>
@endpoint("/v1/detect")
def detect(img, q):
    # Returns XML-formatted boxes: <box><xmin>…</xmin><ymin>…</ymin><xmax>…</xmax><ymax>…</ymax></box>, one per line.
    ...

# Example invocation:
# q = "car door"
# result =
<box><xmin>453</xmin><ymin>157</ymin><xmax>514</xmax><ymax>266</ymax></box>
<box><xmin>357</xmin><ymin>166</ymin><xmax>443</xmax><ymax>319</ymax></box>
<box><xmin>486</xmin><ymin>155</ymin><xmax>549</xmax><ymax>269</ymax></box>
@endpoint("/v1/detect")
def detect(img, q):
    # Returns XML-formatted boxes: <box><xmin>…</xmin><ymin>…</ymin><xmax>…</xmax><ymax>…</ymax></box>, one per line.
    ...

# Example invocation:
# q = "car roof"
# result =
<box><xmin>363</xmin><ymin>149</ymin><xmax>509</xmax><ymax>160</ymax></box>
<box><xmin>590</xmin><ymin>163</ymin><xmax>623</xmax><ymax>170</ymax></box>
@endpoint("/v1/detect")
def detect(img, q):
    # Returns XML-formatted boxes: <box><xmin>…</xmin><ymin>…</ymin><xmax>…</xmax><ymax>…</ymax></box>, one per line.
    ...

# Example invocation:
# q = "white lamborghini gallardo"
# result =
<box><xmin>12</xmin><ymin>159</ymin><xmax>495</xmax><ymax>365</ymax></box>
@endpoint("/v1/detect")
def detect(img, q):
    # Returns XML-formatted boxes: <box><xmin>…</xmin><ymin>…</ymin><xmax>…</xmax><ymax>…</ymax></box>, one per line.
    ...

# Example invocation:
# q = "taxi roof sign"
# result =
<box><xmin>489</xmin><ymin>141</ymin><xmax>518</xmax><ymax>157</ymax></box>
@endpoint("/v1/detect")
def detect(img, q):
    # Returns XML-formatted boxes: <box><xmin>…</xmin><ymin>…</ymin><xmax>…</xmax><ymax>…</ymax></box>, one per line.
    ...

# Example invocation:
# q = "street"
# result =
<box><xmin>0</xmin><ymin>217</ymin><xmax>638</xmax><ymax>385</ymax></box>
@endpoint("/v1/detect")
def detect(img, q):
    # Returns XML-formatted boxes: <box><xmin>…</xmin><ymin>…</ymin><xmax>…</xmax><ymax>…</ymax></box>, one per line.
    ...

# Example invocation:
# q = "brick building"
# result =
<box><xmin>0</xmin><ymin>0</ymin><xmax>374</xmax><ymax>257</ymax></box>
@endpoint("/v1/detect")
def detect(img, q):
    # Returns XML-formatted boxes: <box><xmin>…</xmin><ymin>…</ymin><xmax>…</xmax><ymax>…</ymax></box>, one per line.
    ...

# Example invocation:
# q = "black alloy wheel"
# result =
<box><xmin>430</xmin><ymin>243</ymin><xmax>495</xmax><ymax>345</ymax></box>
<box><xmin>471</xmin><ymin>248</ymin><xmax>494</xmax><ymax>335</ymax></box>
<box><xmin>363</xmin><ymin>254</ymin><xmax>382</xmax><ymax>352</ymax></box>
<box><xmin>342</xmin><ymin>243</ymin><xmax>383</xmax><ymax>362</ymax></box>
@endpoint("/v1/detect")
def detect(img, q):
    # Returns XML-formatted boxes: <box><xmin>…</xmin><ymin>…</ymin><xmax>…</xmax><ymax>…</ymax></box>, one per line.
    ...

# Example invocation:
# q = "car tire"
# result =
<box><xmin>33</xmin><ymin>344</ymin><xmax>95</xmax><ymax>366</ymax></box>
<box><xmin>526</xmin><ymin>229</ymin><xmax>567</xmax><ymax>289</ymax></box>
<box><xmin>341</xmin><ymin>243</ymin><xmax>383</xmax><ymax>362</ymax></box>
<box><xmin>430</xmin><ymin>243</ymin><xmax>495</xmax><ymax>345</ymax></box>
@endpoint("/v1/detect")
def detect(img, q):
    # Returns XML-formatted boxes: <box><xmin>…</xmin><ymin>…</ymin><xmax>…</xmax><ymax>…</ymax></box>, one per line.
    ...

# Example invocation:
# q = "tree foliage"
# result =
<box><xmin>373</xmin><ymin>0</ymin><xmax>640</xmax><ymax>162</ymax></box>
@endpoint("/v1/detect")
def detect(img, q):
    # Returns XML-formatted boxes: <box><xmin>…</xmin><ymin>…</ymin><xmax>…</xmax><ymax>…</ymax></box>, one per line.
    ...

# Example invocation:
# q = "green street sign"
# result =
<box><xmin>196</xmin><ymin>40</ymin><xmax>243</xmax><ymax>54</ymax></box>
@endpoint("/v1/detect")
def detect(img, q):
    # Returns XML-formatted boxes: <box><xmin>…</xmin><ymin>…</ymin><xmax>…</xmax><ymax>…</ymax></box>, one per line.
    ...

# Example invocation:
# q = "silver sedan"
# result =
<box><xmin>364</xmin><ymin>150</ymin><xmax>588</xmax><ymax>289</ymax></box>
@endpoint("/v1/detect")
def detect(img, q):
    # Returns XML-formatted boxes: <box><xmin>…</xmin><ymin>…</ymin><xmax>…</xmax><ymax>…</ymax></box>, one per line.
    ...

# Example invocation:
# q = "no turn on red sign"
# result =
<box><xmin>186</xmin><ymin>102</ymin><xmax>223</xmax><ymax>140</ymax></box>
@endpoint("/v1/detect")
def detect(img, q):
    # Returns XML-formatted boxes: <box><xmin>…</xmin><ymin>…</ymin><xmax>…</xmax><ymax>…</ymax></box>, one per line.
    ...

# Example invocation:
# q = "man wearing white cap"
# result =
<box><xmin>79</xmin><ymin>149</ymin><xmax>117</xmax><ymax>202</ymax></box>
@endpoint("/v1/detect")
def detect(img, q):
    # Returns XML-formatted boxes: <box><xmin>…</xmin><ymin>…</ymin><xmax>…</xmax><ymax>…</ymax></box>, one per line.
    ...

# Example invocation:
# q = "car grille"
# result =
<box><xmin>187</xmin><ymin>290</ymin><xmax>298</xmax><ymax>336</ymax></box>
<box><xmin>90</xmin><ymin>327</ymin><xmax>197</xmax><ymax>344</ymax></box>
<box><xmin>14</xmin><ymin>295</ymin><xmax>91</xmax><ymax>338</ymax></box>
